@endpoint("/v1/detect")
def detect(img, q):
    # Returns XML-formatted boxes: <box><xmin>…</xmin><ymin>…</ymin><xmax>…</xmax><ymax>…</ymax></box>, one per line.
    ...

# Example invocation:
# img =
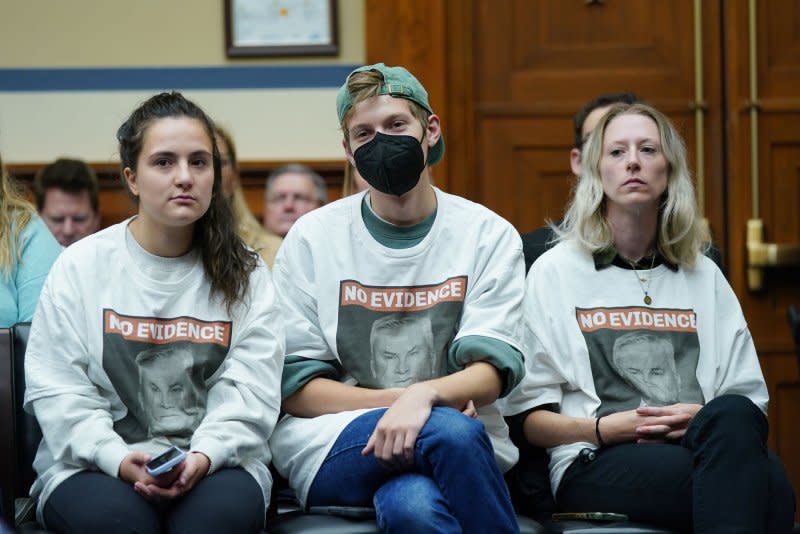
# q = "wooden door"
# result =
<box><xmin>367</xmin><ymin>0</ymin><xmax>800</xmax><ymax>514</ymax></box>
<box><xmin>723</xmin><ymin>0</ymin><xmax>800</xmax><ymax>503</ymax></box>
<box><xmin>369</xmin><ymin>0</ymin><xmax>724</xmax><ymax>242</ymax></box>
<box><xmin>465</xmin><ymin>0</ymin><xmax>724</xmax><ymax>241</ymax></box>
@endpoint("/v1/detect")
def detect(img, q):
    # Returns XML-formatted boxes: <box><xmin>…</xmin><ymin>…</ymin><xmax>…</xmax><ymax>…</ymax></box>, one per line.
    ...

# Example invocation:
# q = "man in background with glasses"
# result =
<box><xmin>263</xmin><ymin>164</ymin><xmax>327</xmax><ymax>238</ymax></box>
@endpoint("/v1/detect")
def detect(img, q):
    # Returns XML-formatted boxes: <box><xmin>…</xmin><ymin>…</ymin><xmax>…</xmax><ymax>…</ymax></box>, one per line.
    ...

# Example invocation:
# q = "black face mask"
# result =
<box><xmin>353</xmin><ymin>132</ymin><xmax>426</xmax><ymax>196</ymax></box>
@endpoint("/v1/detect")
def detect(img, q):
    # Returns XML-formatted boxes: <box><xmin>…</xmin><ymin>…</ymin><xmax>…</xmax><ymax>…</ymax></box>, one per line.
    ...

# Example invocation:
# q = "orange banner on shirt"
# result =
<box><xmin>576</xmin><ymin>307</ymin><xmax>697</xmax><ymax>333</ymax></box>
<box><xmin>103</xmin><ymin>310</ymin><xmax>231</xmax><ymax>346</ymax></box>
<box><xmin>339</xmin><ymin>276</ymin><xmax>468</xmax><ymax>312</ymax></box>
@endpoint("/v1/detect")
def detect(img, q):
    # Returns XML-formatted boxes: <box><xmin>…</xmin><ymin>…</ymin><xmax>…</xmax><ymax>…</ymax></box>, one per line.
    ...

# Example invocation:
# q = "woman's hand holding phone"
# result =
<box><xmin>132</xmin><ymin>451</ymin><xmax>210</xmax><ymax>501</ymax></box>
<box><xmin>119</xmin><ymin>450</ymin><xmax>184</xmax><ymax>490</ymax></box>
<box><xmin>145</xmin><ymin>446</ymin><xmax>186</xmax><ymax>476</ymax></box>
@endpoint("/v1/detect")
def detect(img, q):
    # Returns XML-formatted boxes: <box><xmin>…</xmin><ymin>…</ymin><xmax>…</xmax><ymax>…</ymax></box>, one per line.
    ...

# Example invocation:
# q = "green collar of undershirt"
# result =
<box><xmin>361</xmin><ymin>195</ymin><xmax>437</xmax><ymax>249</ymax></box>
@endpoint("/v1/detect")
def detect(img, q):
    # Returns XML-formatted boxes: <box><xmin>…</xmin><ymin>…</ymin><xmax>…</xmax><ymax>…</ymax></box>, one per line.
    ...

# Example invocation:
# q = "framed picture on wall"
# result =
<box><xmin>225</xmin><ymin>0</ymin><xmax>339</xmax><ymax>57</ymax></box>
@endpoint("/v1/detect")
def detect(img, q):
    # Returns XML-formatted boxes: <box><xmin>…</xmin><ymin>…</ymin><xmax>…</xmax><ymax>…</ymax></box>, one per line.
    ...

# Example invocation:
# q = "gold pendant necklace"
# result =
<box><xmin>628</xmin><ymin>254</ymin><xmax>656</xmax><ymax>305</ymax></box>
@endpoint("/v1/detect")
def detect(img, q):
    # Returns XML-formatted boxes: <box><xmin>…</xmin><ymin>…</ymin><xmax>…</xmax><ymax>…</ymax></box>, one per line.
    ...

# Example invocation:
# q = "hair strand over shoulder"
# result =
<box><xmin>117</xmin><ymin>92</ymin><xmax>259</xmax><ymax>312</ymax></box>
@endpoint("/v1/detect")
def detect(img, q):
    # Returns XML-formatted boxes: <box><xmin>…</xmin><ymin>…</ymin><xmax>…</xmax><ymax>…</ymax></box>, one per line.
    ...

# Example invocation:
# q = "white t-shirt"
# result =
<box><xmin>24</xmin><ymin>220</ymin><xmax>284</xmax><ymax>521</ymax></box>
<box><xmin>500</xmin><ymin>240</ymin><xmax>767</xmax><ymax>495</ymax></box>
<box><xmin>270</xmin><ymin>187</ymin><xmax>525</xmax><ymax>506</ymax></box>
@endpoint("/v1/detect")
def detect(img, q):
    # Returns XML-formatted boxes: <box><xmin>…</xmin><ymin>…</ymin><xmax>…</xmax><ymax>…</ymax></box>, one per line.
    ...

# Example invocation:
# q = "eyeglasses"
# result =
<box><xmin>266</xmin><ymin>192</ymin><xmax>317</xmax><ymax>207</ymax></box>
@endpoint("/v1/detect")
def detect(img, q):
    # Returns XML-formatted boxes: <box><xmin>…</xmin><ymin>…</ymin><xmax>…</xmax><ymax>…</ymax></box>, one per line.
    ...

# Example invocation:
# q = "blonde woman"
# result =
<box><xmin>214</xmin><ymin>126</ymin><xmax>282</xmax><ymax>267</ymax></box>
<box><xmin>503</xmin><ymin>103</ymin><xmax>794</xmax><ymax>532</ymax></box>
<box><xmin>341</xmin><ymin>162</ymin><xmax>369</xmax><ymax>197</ymax></box>
<box><xmin>0</xmin><ymin>154</ymin><xmax>61</xmax><ymax>326</ymax></box>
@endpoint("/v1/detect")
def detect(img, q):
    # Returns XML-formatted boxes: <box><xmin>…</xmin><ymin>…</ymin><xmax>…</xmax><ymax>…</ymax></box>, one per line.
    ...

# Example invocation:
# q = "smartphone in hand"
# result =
<box><xmin>145</xmin><ymin>446</ymin><xmax>186</xmax><ymax>477</ymax></box>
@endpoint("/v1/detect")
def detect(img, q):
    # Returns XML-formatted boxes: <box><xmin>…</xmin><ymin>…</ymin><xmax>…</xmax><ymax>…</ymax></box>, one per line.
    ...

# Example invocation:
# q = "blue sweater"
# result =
<box><xmin>0</xmin><ymin>217</ymin><xmax>61</xmax><ymax>327</ymax></box>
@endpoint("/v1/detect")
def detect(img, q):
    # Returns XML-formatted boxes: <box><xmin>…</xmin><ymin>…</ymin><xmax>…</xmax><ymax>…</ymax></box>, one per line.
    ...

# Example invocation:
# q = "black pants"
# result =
<box><xmin>43</xmin><ymin>468</ymin><xmax>265</xmax><ymax>534</ymax></box>
<box><xmin>557</xmin><ymin>394</ymin><xmax>795</xmax><ymax>533</ymax></box>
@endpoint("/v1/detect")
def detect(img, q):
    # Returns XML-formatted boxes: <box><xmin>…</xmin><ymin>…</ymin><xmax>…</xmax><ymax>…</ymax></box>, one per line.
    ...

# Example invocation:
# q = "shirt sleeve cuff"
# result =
<box><xmin>190</xmin><ymin>437</ymin><xmax>229</xmax><ymax>475</ymax></box>
<box><xmin>94</xmin><ymin>440</ymin><xmax>131</xmax><ymax>478</ymax></box>
<box><xmin>448</xmin><ymin>335</ymin><xmax>525</xmax><ymax>397</ymax></box>
<box><xmin>282</xmin><ymin>355</ymin><xmax>342</xmax><ymax>399</ymax></box>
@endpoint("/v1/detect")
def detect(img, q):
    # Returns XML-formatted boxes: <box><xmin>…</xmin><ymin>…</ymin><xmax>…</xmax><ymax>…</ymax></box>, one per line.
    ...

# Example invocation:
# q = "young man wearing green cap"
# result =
<box><xmin>269</xmin><ymin>63</ymin><xmax>524</xmax><ymax>532</ymax></box>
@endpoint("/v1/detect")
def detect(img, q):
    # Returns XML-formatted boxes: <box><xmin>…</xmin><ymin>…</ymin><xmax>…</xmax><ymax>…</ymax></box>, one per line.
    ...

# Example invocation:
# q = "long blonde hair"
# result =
<box><xmin>0</xmin><ymin>155</ymin><xmax>36</xmax><ymax>276</ymax></box>
<box><xmin>556</xmin><ymin>103</ymin><xmax>710</xmax><ymax>268</ymax></box>
<box><xmin>215</xmin><ymin>125</ymin><xmax>281</xmax><ymax>267</ymax></box>
<box><xmin>230</xmin><ymin>184</ymin><xmax>281</xmax><ymax>267</ymax></box>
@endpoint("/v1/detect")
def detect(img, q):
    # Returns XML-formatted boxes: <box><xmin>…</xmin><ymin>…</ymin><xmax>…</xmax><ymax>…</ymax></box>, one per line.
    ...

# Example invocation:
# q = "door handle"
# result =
<box><xmin>747</xmin><ymin>219</ymin><xmax>800</xmax><ymax>290</ymax></box>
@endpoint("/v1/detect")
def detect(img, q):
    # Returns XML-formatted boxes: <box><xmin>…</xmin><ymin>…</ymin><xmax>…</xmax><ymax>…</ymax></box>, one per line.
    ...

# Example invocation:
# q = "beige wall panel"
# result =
<box><xmin>0</xmin><ymin>89</ymin><xmax>344</xmax><ymax>163</ymax></box>
<box><xmin>0</xmin><ymin>0</ymin><xmax>364</xmax><ymax>67</ymax></box>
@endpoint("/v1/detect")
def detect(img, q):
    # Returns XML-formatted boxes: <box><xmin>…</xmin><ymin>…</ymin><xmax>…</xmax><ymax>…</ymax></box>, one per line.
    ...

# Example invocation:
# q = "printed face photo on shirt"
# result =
<box><xmin>611</xmin><ymin>331</ymin><xmax>680</xmax><ymax>406</ymax></box>
<box><xmin>576</xmin><ymin>306</ymin><xmax>704</xmax><ymax>414</ymax></box>
<box><xmin>136</xmin><ymin>344</ymin><xmax>204</xmax><ymax>436</ymax></box>
<box><xmin>369</xmin><ymin>313</ymin><xmax>437</xmax><ymax>387</ymax></box>
<box><xmin>336</xmin><ymin>277</ymin><xmax>467</xmax><ymax>389</ymax></box>
<box><xmin>101</xmin><ymin>310</ymin><xmax>230</xmax><ymax>445</ymax></box>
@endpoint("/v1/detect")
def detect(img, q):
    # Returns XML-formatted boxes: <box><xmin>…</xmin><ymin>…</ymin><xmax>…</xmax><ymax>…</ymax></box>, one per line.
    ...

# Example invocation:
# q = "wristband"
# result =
<box><xmin>595</xmin><ymin>415</ymin><xmax>606</xmax><ymax>448</ymax></box>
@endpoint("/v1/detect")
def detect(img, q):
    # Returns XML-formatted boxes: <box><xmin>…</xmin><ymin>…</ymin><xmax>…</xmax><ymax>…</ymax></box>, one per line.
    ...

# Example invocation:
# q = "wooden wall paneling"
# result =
<box><xmin>724</xmin><ymin>0</ymin><xmax>800</xmax><ymax>516</ymax></box>
<box><xmin>442</xmin><ymin>0</ymin><xmax>476</xmax><ymax>199</ymax></box>
<box><xmin>698</xmin><ymin>0</ymin><xmax>726</xmax><ymax>261</ymax></box>
<box><xmin>722</xmin><ymin>0</ymin><xmax>750</xmax><ymax>299</ymax></box>
<box><xmin>731</xmin><ymin>112</ymin><xmax>800</xmax><ymax>346</ymax></box>
<box><xmin>364</xmin><ymin>0</ymin><xmax>451</xmax><ymax>191</ymax></box>
<box><xmin>763</xmin><ymin>352</ymin><xmax>799</xmax><ymax>451</ymax></box>
<box><xmin>496</xmin><ymin>0</ymin><xmax>696</xmax><ymax>102</ymax></box>
<box><xmin>724</xmin><ymin>0</ymin><xmax>800</xmax><ymax>270</ymax></box>
<box><xmin>776</xmin><ymin>379</ymin><xmax>800</xmax><ymax>492</ymax></box>
<box><xmin>7</xmin><ymin>160</ymin><xmax>345</xmax><ymax>230</ymax></box>
<box><xmin>477</xmin><ymin>113</ymin><xmax>574</xmax><ymax>231</ymax></box>
<box><xmin>473</xmin><ymin>0</ymin><xmax>513</xmax><ymax>104</ymax></box>
<box><xmin>97</xmin><ymin>189</ymin><xmax>136</xmax><ymax>228</ymax></box>
<box><xmin>761</xmin><ymin>0</ymin><xmax>800</xmax><ymax>99</ymax></box>
<box><xmin>469</xmin><ymin>0</ymin><xmax>709</xmax><ymax>233</ymax></box>
<box><xmin>723</xmin><ymin>0</ymin><xmax>800</xmax><ymax>344</ymax></box>
<box><xmin>769</xmin><ymin>133</ymin><xmax>800</xmax><ymax>244</ymax></box>
<box><xmin>363</xmin><ymin>0</ymin><xmax>799</xmax><ymax>519</ymax></box>
<box><xmin>7</xmin><ymin>162</ymin><xmax>136</xmax><ymax>229</ymax></box>
<box><xmin>237</xmin><ymin>160</ymin><xmax>346</xmax><ymax>223</ymax></box>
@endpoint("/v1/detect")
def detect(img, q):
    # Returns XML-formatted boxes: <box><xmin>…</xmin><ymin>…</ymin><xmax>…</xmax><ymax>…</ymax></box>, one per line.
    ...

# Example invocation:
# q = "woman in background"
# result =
<box><xmin>341</xmin><ymin>162</ymin><xmax>369</xmax><ymax>197</ymax></box>
<box><xmin>0</xmin><ymin>153</ymin><xmax>61</xmax><ymax>327</ymax></box>
<box><xmin>215</xmin><ymin>126</ymin><xmax>282</xmax><ymax>268</ymax></box>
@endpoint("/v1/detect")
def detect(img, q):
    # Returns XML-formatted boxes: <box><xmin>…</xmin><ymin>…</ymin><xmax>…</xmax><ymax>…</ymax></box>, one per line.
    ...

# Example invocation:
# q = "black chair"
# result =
<box><xmin>0</xmin><ymin>324</ymin><xmax>674</xmax><ymax>534</ymax></box>
<box><xmin>0</xmin><ymin>323</ymin><xmax>49</xmax><ymax>532</ymax></box>
<box><xmin>1</xmin><ymin>324</ymin><xmax>544</xmax><ymax>533</ymax></box>
<box><xmin>272</xmin><ymin>508</ymin><xmax>546</xmax><ymax>533</ymax></box>
<box><xmin>272</xmin><ymin>510</ymin><xmax>546</xmax><ymax>533</ymax></box>
<box><xmin>545</xmin><ymin>524</ymin><xmax>676</xmax><ymax>534</ymax></box>
<box><xmin>267</xmin><ymin>476</ymin><xmax>547</xmax><ymax>533</ymax></box>
<box><xmin>0</xmin><ymin>327</ymin><xmax>14</xmax><ymax>525</ymax></box>
<box><xmin>268</xmin><ymin>487</ymin><xmax>674</xmax><ymax>533</ymax></box>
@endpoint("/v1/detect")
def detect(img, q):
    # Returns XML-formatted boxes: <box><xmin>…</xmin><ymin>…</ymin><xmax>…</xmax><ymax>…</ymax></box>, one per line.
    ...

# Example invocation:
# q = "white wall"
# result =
<box><xmin>0</xmin><ymin>0</ymin><xmax>365</xmax><ymax>163</ymax></box>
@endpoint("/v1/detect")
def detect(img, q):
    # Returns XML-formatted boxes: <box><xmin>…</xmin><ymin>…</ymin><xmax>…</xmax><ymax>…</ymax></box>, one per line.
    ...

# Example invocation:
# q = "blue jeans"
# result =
<box><xmin>307</xmin><ymin>406</ymin><xmax>519</xmax><ymax>534</ymax></box>
<box><xmin>557</xmin><ymin>394</ymin><xmax>795</xmax><ymax>533</ymax></box>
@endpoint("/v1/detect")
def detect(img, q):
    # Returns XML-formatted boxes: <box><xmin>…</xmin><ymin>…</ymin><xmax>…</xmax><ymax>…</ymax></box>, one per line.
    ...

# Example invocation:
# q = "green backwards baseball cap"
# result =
<box><xmin>336</xmin><ymin>63</ymin><xmax>445</xmax><ymax>166</ymax></box>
